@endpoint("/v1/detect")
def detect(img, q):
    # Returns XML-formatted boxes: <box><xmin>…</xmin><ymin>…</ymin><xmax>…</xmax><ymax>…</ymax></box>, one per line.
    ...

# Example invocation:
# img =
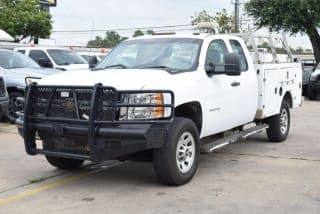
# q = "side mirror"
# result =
<box><xmin>225</xmin><ymin>53</ymin><xmax>241</xmax><ymax>76</ymax></box>
<box><xmin>89</xmin><ymin>56</ymin><xmax>98</xmax><ymax>69</ymax></box>
<box><xmin>205</xmin><ymin>63</ymin><xmax>225</xmax><ymax>77</ymax></box>
<box><xmin>38</xmin><ymin>59</ymin><xmax>53</xmax><ymax>68</ymax></box>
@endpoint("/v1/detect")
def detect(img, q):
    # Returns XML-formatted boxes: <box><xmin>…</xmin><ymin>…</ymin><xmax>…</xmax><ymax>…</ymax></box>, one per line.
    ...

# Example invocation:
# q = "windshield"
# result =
<box><xmin>96</xmin><ymin>38</ymin><xmax>203</xmax><ymax>72</ymax></box>
<box><xmin>47</xmin><ymin>49</ymin><xmax>87</xmax><ymax>65</ymax></box>
<box><xmin>0</xmin><ymin>51</ymin><xmax>40</xmax><ymax>69</ymax></box>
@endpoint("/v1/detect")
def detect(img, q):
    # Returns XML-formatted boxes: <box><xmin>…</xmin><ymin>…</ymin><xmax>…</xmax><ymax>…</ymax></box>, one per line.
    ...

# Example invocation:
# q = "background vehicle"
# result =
<box><xmin>78</xmin><ymin>52</ymin><xmax>106</xmax><ymax>62</ymax></box>
<box><xmin>17</xmin><ymin>34</ymin><xmax>302</xmax><ymax>186</ymax></box>
<box><xmin>14</xmin><ymin>47</ymin><xmax>88</xmax><ymax>71</ymax></box>
<box><xmin>0</xmin><ymin>70</ymin><xmax>9</xmax><ymax>121</ymax></box>
<box><xmin>308</xmin><ymin>64</ymin><xmax>320</xmax><ymax>100</ymax></box>
<box><xmin>301</xmin><ymin>59</ymin><xmax>316</xmax><ymax>97</ymax></box>
<box><xmin>0</xmin><ymin>49</ymin><xmax>60</xmax><ymax>122</ymax></box>
<box><xmin>78</xmin><ymin>51</ymin><xmax>107</xmax><ymax>69</ymax></box>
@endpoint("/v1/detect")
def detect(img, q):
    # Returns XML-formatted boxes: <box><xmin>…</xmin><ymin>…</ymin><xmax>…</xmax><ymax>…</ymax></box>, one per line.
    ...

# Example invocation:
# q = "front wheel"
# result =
<box><xmin>266</xmin><ymin>101</ymin><xmax>290</xmax><ymax>143</ymax></box>
<box><xmin>153</xmin><ymin>118</ymin><xmax>200</xmax><ymax>186</ymax></box>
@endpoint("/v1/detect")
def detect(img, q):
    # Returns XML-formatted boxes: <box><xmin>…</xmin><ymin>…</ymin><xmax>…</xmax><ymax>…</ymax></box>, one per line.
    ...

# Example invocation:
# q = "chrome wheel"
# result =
<box><xmin>176</xmin><ymin>132</ymin><xmax>195</xmax><ymax>174</ymax></box>
<box><xmin>280</xmin><ymin>108</ymin><xmax>289</xmax><ymax>134</ymax></box>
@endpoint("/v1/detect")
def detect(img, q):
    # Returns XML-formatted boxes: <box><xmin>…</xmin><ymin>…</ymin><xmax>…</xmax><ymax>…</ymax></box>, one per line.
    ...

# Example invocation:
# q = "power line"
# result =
<box><xmin>52</xmin><ymin>24</ymin><xmax>193</xmax><ymax>33</ymax></box>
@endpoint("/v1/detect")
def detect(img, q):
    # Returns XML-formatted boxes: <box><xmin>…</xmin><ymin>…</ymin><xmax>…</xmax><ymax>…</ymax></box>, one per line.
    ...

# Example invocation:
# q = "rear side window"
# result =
<box><xmin>230</xmin><ymin>40</ymin><xmax>248</xmax><ymax>71</ymax></box>
<box><xmin>206</xmin><ymin>39</ymin><xmax>228</xmax><ymax>66</ymax></box>
<box><xmin>29</xmin><ymin>50</ymin><xmax>51</xmax><ymax>64</ymax></box>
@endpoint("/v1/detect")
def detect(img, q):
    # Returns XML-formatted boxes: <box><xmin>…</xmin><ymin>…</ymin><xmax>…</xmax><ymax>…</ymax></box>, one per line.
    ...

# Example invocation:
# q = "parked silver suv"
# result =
<box><xmin>0</xmin><ymin>49</ymin><xmax>60</xmax><ymax>122</ymax></box>
<box><xmin>0</xmin><ymin>73</ymin><xmax>9</xmax><ymax>121</ymax></box>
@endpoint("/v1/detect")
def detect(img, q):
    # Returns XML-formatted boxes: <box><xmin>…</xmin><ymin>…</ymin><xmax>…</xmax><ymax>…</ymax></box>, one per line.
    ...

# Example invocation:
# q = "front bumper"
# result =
<box><xmin>17</xmin><ymin>84</ymin><xmax>174</xmax><ymax>162</ymax></box>
<box><xmin>0</xmin><ymin>96</ymin><xmax>9</xmax><ymax>116</ymax></box>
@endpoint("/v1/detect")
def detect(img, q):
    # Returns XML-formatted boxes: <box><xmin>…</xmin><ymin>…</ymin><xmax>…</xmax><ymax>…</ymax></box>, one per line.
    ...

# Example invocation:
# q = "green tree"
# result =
<box><xmin>191</xmin><ymin>9</ymin><xmax>235</xmax><ymax>33</ymax></box>
<box><xmin>0</xmin><ymin>0</ymin><xmax>52</xmax><ymax>42</ymax></box>
<box><xmin>146</xmin><ymin>29</ymin><xmax>154</xmax><ymax>35</ymax></box>
<box><xmin>214</xmin><ymin>9</ymin><xmax>235</xmax><ymax>33</ymax></box>
<box><xmin>191</xmin><ymin>10</ymin><xmax>215</xmax><ymax>33</ymax></box>
<box><xmin>245</xmin><ymin>0</ymin><xmax>320</xmax><ymax>63</ymax></box>
<box><xmin>133</xmin><ymin>30</ymin><xmax>144</xmax><ymax>37</ymax></box>
<box><xmin>87</xmin><ymin>31</ymin><xmax>127</xmax><ymax>48</ymax></box>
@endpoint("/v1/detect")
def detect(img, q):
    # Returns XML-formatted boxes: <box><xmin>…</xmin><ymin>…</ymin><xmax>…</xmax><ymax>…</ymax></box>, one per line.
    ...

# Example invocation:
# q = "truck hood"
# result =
<box><xmin>39</xmin><ymin>69</ymin><xmax>173</xmax><ymax>90</ymax></box>
<box><xmin>6</xmin><ymin>67</ymin><xmax>59</xmax><ymax>77</ymax></box>
<box><xmin>4</xmin><ymin>67</ymin><xmax>61</xmax><ymax>89</ymax></box>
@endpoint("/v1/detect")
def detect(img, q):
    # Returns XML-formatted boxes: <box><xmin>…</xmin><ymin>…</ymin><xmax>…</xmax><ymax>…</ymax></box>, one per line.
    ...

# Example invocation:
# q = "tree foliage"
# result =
<box><xmin>133</xmin><ymin>30</ymin><xmax>144</xmax><ymax>37</ymax></box>
<box><xmin>245</xmin><ymin>0</ymin><xmax>320</xmax><ymax>63</ymax></box>
<box><xmin>191</xmin><ymin>9</ymin><xmax>235</xmax><ymax>33</ymax></box>
<box><xmin>214</xmin><ymin>9</ymin><xmax>235</xmax><ymax>33</ymax></box>
<box><xmin>0</xmin><ymin>0</ymin><xmax>52</xmax><ymax>41</ymax></box>
<box><xmin>87</xmin><ymin>31</ymin><xmax>128</xmax><ymax>48</ymax></box>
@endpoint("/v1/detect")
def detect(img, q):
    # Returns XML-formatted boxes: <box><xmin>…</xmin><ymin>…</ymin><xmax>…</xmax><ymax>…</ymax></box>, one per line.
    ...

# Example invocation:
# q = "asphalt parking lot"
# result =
<box><xmin>0</xmin><ymin>100</ymin><xmax>319</xmax><ymax>214</ymax></box>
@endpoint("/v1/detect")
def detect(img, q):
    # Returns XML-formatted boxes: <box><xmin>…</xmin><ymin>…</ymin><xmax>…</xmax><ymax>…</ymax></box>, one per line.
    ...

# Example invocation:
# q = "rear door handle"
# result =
<box><xmin>231</xmin><ymin>82</ymin><xmax>241</xmax><ymax>87</ymax></box>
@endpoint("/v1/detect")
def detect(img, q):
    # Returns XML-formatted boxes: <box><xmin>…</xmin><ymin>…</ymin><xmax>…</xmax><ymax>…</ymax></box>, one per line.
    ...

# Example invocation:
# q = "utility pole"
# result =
<box><xmin>234</xmin><ymin>0</ymin><xmax>240</xmax><ymax>32</ymax></box>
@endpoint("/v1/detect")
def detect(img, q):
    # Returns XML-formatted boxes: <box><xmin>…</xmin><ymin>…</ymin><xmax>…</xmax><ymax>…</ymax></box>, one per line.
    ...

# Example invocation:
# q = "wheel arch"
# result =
<box><xmin>283</xmin><ymin>91</ymin><xmax>293</xmax><ymax>108</ymax></box>
<box><xmin>174</xmin><ymin>101</ymin><xmax>203</xmax><ymax>135</ymax></box>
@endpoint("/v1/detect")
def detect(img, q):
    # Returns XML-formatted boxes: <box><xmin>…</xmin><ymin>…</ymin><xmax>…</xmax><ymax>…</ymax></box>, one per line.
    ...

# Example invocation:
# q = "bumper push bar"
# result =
<box><xmin>21</xmin><ymin>83</ymin><xmax>174</xmax><ymax>162</ymax></box>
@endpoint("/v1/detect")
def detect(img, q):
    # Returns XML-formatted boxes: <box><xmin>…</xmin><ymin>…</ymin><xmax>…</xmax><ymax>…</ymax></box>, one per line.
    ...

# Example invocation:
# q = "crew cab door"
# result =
<box><xmin>203</xmin><ymin>38</ymin><xmax>257</xmax><ymax>136</ymax></box>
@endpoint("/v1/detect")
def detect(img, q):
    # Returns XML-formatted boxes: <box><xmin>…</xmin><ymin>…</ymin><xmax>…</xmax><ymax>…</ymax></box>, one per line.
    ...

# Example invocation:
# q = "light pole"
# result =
<box><xmin>235</xmin><ymin>0</ymin><xmax>240</xmax><ymax>32</ymax></box>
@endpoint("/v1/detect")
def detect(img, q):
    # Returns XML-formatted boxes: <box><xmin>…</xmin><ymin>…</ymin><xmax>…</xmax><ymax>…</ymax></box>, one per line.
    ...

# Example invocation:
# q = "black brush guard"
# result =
<box><xmin>21</xmin><ymin>83</ymin><xmax>174</xmax><ymax>162</ymax></box>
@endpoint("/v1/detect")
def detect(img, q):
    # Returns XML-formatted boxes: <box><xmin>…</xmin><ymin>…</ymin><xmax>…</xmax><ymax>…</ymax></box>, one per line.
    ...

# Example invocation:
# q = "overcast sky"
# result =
<box><xmin>49</xmin><ymin>0</ymin><xmax>311</xmax><ymax>49</ymax></box>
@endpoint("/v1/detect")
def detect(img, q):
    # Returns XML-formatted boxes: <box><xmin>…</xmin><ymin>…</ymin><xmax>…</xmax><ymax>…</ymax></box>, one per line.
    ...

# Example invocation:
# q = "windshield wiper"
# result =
<box><xmin>137</xmin><ymin>65</ymin><xmax>178</xmax><ymax>72</ymax></box>
<box><xmin>59</xmin><ymin>62</ymin><xmax>70</xmax><ymax>65</ymax></box>
<box><xmin>103</xmin><ymin>64</ymin><xmax>128</xmax><ymax>69</ymax></box>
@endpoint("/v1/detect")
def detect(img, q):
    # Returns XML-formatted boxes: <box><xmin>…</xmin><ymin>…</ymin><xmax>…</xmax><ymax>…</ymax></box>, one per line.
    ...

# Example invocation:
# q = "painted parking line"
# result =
<box><xmin>0</xmin><ymin>173</ymin><xmax>87</xmax><ymax>206</ymax></box>
<box><xmin>0</xmin><ymin>161</ymin><xmax>123</xmax><ymax>206</ymax></box>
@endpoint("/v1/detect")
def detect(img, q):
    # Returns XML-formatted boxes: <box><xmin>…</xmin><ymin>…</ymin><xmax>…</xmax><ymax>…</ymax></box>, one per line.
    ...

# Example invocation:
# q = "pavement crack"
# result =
<box><xmin>215</xmin><ymin>151</ymin><xmax>320</xmax><ymax>162</ymax></box>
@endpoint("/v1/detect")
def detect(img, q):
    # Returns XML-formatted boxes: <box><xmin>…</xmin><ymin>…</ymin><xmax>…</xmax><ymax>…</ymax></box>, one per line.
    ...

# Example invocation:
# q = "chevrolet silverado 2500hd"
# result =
<box><xmin>16</xmin><ymin>34</ymin><xmax>302</xmax><ymax>185</ymax></box>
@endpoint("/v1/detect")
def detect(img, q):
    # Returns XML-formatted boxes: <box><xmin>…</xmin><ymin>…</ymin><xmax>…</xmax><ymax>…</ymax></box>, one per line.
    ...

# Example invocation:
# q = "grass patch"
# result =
<box><xmin>28</xmin><ymin>177</ymin><xmax>48</xmax><ymax>184</ymax></box>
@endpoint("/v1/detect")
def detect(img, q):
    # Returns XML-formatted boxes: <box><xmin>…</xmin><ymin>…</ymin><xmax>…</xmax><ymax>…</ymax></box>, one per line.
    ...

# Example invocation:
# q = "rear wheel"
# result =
<box><xmin>266</xmin><ymin>101</ymin><xmax>290</xmax><ymax>143</ymax></box>
<box><xmin>45</xmin><ymin>155</ymin><xmax>84</xmax><ymax>170</ymax></box>
<box><xmin>153</xmin><ymin>118</ymin><xmax>200</xmax><ymax>186</ymax></box>
<box><xmin>308</xmin><ymin>86</ymin><xmax>317</xmax><ymax>100</ymax></box>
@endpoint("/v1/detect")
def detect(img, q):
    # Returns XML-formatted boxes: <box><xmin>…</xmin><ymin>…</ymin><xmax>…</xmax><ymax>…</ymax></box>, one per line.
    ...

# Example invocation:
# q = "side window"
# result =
<box><xmin>230</xmin><ymin>40</ymin><xmax>248</xmax><ymax>71</ymax></box>
<box><xmin>29</xmin><ymin>50</ymin><xmax>50</xmax><ymax>64</ymax></box>
<box><xmin>205</xmin><ymin>40</ymin><xmax>228</xmax><ymax>66</ymax></box>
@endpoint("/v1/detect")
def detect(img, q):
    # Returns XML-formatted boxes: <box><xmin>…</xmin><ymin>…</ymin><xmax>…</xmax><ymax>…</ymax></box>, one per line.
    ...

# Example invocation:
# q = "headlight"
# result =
<box><xmin>119</xmin><ymin>93</ymin><xmax>172</xmax><ymax>120</ymax></box>
<box><xmin>25</xmin><ymin>77</ymin><xmax>41</xmax><ymax>85</ymax></box>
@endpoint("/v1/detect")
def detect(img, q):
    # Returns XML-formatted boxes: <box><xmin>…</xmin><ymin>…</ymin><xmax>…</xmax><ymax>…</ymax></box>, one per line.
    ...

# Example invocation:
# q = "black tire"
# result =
<box><xmin>266</xmin><ymin>101</ymin><xmax>290</xmax><ymax>143</ymax></box>
<box><xmin>45</xmin><ymin>155</ymin><xmax>84</xmax><ymax>170</ymax></box>
<box><xmin>307</xmin><ymin>86</ymin><xmax>317</xmax><ymax>100</ymax></box>
<box><xmin>153</xmin><ymin>117</ymin><xmax>200</xmax><ymax>186</ymax></box>
<box><xmin>7</xmin><ymin>91</ymin><xmax>24</xmax><ymax>123</ymax></box>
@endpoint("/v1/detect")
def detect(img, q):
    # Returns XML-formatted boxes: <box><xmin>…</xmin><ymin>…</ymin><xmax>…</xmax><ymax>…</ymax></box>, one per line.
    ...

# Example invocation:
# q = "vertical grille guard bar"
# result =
<box><xmin>88</xmin><ymin>83</ymin><xmax>103</xmax><ymax>161</ymax></box>
<box><xmin>23</xmin><ymin>83</ymin><xmax>37</xmax><ymax>155</ymax></box>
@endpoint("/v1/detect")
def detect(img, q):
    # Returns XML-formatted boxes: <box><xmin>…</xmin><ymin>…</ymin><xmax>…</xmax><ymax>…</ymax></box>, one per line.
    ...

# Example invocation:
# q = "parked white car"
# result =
<box><xmin>14</xmin><ymin>47</ymin><xmax>88</xmax><ymax>71</ymax></box>
<box><xmin>78</xmin><ymin>51</ymin><xmax>106</xmax><ymax>62</ymax></box>
<box><xmin>17</xmin><ymin>34</ymin><xmax>302</xmax><ymax>186</ymax></box>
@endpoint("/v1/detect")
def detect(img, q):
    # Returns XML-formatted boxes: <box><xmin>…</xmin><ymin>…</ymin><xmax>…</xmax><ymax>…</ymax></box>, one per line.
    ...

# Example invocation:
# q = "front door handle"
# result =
<box><xmin>231</xmin><ymin>82</ymin><xmax>240</xmax><ymax>87</ymax></box>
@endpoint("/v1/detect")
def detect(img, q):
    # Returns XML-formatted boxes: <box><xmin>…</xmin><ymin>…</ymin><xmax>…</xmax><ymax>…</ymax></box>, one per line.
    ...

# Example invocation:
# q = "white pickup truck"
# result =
<box><xmin>17</xmin><ymin>33</ymin><xmax>302</xmax><ymax>186</ymax></box>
